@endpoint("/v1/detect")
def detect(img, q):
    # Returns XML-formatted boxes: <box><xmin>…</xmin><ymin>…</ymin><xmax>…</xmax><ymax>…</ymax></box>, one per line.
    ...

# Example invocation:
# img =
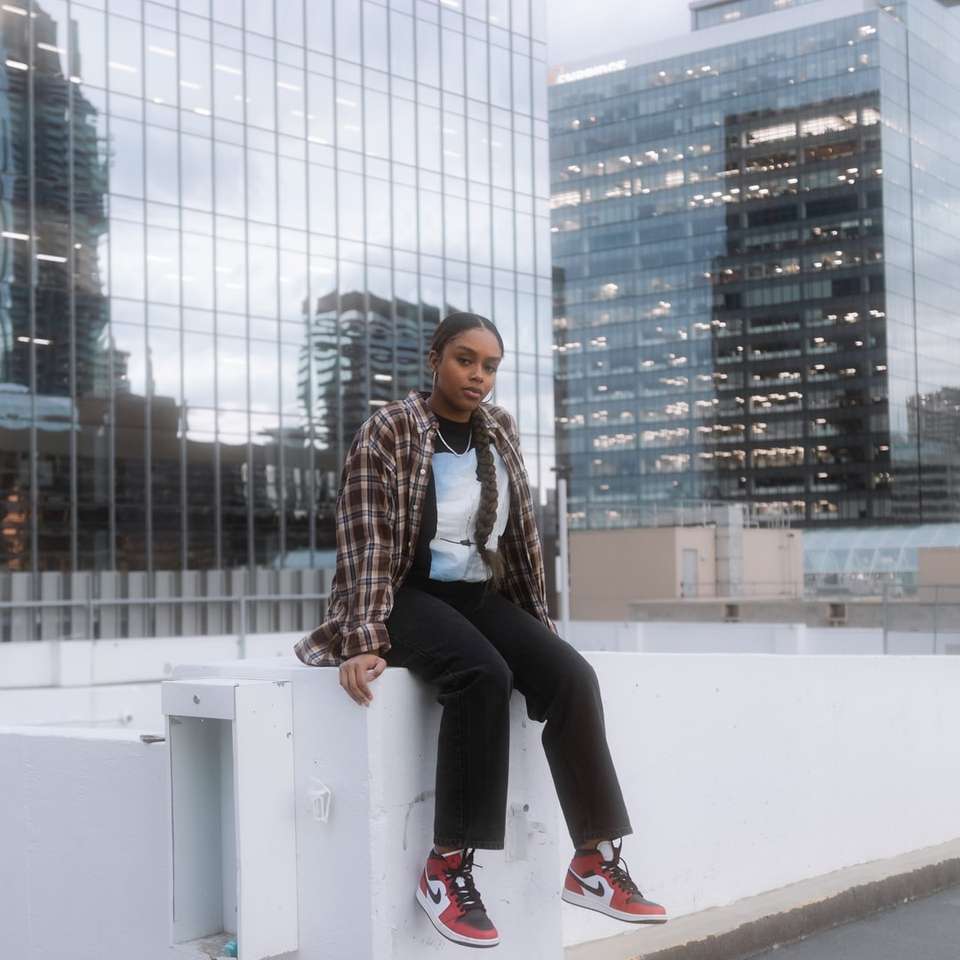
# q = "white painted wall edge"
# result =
<box><xmin>2</xmin><ymin>652</ymin><xmax>960</xmax><ymax>955</ymax></box>
<box><xmin>0</xmin><ymin>633</ymin><xmax>300</xmax><ymax>689</ymax></box>
<box><xmin>560</xmin><ymin>652</ymin><xmax>960</xmax><ymax>945</ymax></box>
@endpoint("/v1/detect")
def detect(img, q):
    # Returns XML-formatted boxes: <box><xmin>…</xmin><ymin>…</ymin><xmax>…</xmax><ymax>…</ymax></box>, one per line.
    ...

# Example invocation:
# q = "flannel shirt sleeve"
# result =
<box><xmin>335</xmin><ymin>418</ymin><xmax>397</xmax><ymax>660</ymax></box>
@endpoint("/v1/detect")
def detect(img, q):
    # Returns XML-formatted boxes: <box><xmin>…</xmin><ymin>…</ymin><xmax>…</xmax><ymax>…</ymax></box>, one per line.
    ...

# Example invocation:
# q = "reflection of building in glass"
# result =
<box><xmin>899</xmin><ymin>387</ymin><xmax>960</xmax><ymax>522</ymax></box>
<box><xmin>690</xmin><ymin>0</ymin><xmax>824</xmax><ymax>31</ymax></box>
<box><xmin>550</xmin><ymin>0</ymin><xmax>960</xmax><ymax>530</ymax></box>
<box><xmin>1</xmin><ymin>3</ymin><xmax>112</xmax><ymax>571</ymax></box>
<box><xmin>300</xmin><ymin>287</ymin><xmax>431</xmax><ymax>494</ymax></box>
<box><xmin>1</xmin><ymin>0</ymin><xmax>555</xmax><ymax>584</ymax></box>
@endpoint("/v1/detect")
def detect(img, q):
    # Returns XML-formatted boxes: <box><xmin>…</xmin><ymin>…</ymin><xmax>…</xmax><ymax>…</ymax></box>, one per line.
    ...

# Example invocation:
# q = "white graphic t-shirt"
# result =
<box><xmin>412</xmin><ymin>414</ymin><xmax>511</xmax><ymax>583</ymax></box>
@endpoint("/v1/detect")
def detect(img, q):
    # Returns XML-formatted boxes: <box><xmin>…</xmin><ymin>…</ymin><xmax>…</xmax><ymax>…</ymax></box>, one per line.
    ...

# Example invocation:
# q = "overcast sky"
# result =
<box><xmin>545</xmin><ymin>0</ymin><xmax>691</xmax><ymax>68</ymax></box>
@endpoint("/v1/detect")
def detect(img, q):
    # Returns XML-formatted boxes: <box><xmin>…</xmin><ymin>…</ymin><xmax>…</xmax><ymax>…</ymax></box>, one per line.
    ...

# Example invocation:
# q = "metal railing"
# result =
<box><xmin>629</xmin><ymin>583</ymin><xmax>960</xmax><ymax>652</ymax></box>
<box><xmin>878</xmin><ymin>583</ymin><xmax>960</xmax><ymax>653</ymax></box>
<box><xmin>572</xmin><ymin>500</ymin><xmax>795</xmax><ymax>530</ymax></box>
<box><xmin>0</xmin><ymin>592</ymin><xmax>329</xmax><ymax>652</ymax></box>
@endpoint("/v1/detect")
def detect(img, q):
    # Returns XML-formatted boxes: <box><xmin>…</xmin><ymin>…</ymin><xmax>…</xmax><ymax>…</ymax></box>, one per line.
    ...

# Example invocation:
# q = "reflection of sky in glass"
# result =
<box><xmin>1</xmin><ymin>0</ymin><xmax>555</xmax><ymax>574</ymax></box>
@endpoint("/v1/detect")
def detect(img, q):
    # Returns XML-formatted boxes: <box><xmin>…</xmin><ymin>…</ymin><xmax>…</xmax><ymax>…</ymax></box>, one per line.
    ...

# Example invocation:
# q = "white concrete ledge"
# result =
<box><xmin>0</xmin><ymin>633</ymin><xmax>300</xmax><ymax>690</ymax></box>
<box><xmin>0</xmin><ymin>727</ymin><xmax>170</xmax><ymax>960</ymax></box>
<box><xmin>0</xmin><ymin>658</ymin><xmax>563</xmax><ymax>960</ymax></box>
<box><xmin>562</xmin><ymin>654</ymin><xmax>960</xmax><ymax>947</ymax></box>
<box><xmin>0</xmin><ymin>634</ymin><xmax>298</xmax><ymax>727</ymax></box>
<box><xmin>5</xmin><ymin>624</ymin><xmax>957</xmax><ymax>730</ymax></box>
<box><xmin>567</xmin><ymin>838</ymin><xmax>960</xmax><ymax>959</ymax></box>
<box><xmin>1</xmin><ymin>652</ymin><xmax>959</xmax><ymax>960</ymax></box>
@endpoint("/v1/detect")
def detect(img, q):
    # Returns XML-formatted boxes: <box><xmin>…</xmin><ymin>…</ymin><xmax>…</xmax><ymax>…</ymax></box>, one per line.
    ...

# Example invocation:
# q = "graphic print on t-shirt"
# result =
<box><xmin>430</xmin><ymin>445</ymin><xmax>511</xmax><ymax>582</ymax></box>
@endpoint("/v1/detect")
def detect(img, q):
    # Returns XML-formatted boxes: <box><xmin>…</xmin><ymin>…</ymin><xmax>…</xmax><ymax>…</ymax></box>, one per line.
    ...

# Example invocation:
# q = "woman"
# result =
<box><xmin>295</xmin><ymin>312</ymin><xmax>667</xmax><ymax>948</ymax></box>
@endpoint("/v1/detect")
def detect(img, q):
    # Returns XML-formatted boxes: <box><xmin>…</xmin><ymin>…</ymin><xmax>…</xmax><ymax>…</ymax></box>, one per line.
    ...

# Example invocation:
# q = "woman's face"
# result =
<box><xmin>430</xmin><ymin>327</ymin><xmax>503</xmax><ymax>421</ymax></box>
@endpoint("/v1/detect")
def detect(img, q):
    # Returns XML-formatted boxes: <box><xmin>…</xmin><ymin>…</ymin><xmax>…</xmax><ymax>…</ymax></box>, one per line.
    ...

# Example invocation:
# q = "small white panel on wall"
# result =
<box><xmin>163</xmin><ymin>677</ymin><xmax>239</xmax><ymax>720</ymax></box>
<box><xmin>164</xmin><ymin>678</ymin><xmax>298</xmax><ymax>960</ymax></box>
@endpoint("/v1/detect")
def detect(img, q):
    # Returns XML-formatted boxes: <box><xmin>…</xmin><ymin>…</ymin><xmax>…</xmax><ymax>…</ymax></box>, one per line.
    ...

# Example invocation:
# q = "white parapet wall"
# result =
<box><xmin>0</xmin><ymin>659</ymin><xmax>562</xmax><ymax>960</ymax></box>
<box><xmin>0</xmin><ymin>726</ymin><xmax>171</xmax><ymax>960</ymax></box>
<box><xmin>0</xmin><ymin>633</ymin><xmax>299</xmax><ymax>728</ymax></box>
<box><xmin>1</xmin><ymin>653</ymin><xmax>960</xmax><ymax>959</ymax></box>
<box><xmin>3</xmin><ymin>623</ymin><xmax>956</xmax><ymax>730</ymax></box>
<box><xmin>563</xmin><ymin>653</ymin><xmax>960</xmax><ymax>947</ymax></box>
<box><xmin>567</xmin><ymin>620</ymin><xmax>959</xmax><ymax>656</ymax></box>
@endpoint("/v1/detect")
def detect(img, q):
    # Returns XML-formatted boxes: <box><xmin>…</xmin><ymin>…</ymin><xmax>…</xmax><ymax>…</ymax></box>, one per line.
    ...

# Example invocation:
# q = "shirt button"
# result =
<box><xmin>420</xmin><ymin>468</ymin><xmax>426</xmax><ymax>475</ymax></box>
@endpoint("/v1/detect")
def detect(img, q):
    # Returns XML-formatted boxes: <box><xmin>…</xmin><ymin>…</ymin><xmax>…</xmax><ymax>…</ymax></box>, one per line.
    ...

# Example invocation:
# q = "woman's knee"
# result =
<box><xmin>472</xmin><ymin>656</ymin><xmax>513</xmax><ymax>698</ymax></box>
<box><xmin>564</xmin><ymin>649</ymin><xmax>601</xmax><ymax>697</ymax></box>
<box><xmin>439</xmin><ymin>653</ymin><xmax>512</xmax><ymax>703</ymax></box>
<box><xmin>437</xmin><ymin>659</ymin><xmax>513</xmax><ymax>716</ymax></box>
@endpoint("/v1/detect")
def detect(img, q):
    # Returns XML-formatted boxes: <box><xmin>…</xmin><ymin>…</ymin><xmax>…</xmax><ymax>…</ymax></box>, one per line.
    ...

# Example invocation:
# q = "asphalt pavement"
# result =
<box><xmin>749</xmin><ymin>885</ymin><xmax>960</xmax><ymax>960</ymax></box>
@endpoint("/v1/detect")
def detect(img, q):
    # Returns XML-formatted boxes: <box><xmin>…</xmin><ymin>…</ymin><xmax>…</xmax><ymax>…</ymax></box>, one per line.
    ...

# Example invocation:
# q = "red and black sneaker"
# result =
<box><xmin>416</xmin><ymin>847</ymin><xmax>500</xmax><ymax>948</ymax></box>
<box><xmin>563</xmin><ymin>839</ymin><xmax>668</xmax><ymax>924</ymax></box>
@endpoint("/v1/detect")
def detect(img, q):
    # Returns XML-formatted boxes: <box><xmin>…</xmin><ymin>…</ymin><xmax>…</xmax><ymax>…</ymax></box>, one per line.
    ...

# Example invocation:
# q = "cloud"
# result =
<box><xmin>545</xmin><ymin>0</ymin><xmax>690</xmax><ymax>68</ymax></box>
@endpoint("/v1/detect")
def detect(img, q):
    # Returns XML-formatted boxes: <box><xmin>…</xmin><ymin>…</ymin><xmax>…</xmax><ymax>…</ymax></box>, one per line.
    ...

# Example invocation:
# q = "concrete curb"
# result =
<box><xmin>565</xmin><ymin>838</ymin><xmax>960</xmax><ymax>960</ymax></box>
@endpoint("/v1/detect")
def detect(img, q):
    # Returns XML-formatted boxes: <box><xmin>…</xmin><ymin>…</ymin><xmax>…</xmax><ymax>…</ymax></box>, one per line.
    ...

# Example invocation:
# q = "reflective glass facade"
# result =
<box><xmin>549</xmin><ymin>0</ymin><xmax>960</xmax><ymax>529</ymax></box>
<box><xmin>1</xmin><ymin>0</ymin><xmax>555</xmax><ymax>576</ymax></box>
<box><xmin>691</xmin><ymin>0</ymin><xmax>823</xmax><ymax>32</ymax></box>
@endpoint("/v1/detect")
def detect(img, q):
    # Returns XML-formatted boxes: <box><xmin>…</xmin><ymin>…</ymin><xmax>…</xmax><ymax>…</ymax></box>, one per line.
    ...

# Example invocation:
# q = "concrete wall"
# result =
<box><xmin>570</xmin><ymin>527</ymin><xmax>803</xmax><ymax>619</ymax></box>
<box><xmin>4</xmin><ymin>622</ymin><xmax>958</xmax><ymax>733</ymax></box>
<box><xmin>2</xmin><ymin>653</ymin><xmax>960</xmax><ymax>958</ymax></box>
<box><xmin>0</xmin><ymin>662</ymin><xmax>562</xmax><ymax>960</ymax></box>
<box><xmin>563</xmin><ymin>653</ymin><xmax>960</xmax><ymax>945</ymax></box>
<box><xmin>742</xmin><ymin>528</ymin><xmax>804</xmax><ymax>597</ymax></box>
<box><xmin>0</xmin><ymin>632</ymin><xmax>299</xmax><ymax>690</ymax></box>
<box><xmin>567</xmin><ymin>620</ymin><xmax>959</xmax><ymax>655</ymax></box>
<box><xmin>570</xmin><ymin>528</ymin><xmax>680</xmax><ymax>619</ymax></box>
<box><xmin>0</xmin><ymin>727</ymin><xmax>170</xmax><ymax>960</ymax></box>
<box><xmin>0</xmin><ymin>682</ymin><xmax>163</xmax><ymax>729</ymax></box>
<box><xmin>918</xmin><ymin>547</ymin><xmax>960</xmax><ymax>591</ymax></box>
<box><xmin>0</xmin><ymin>634</ymin><xmax>298</xmax><ymax>730</ymax></box>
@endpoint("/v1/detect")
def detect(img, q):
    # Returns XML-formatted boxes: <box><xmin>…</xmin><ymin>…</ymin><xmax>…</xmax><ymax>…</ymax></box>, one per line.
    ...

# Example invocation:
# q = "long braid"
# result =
<box><xmin>429</xmin><ymin>312</ymin><xmax>507</xmax><ymax>585</ymax></box>
<box><xmin>470</xmin><ymin>408</ymin><xmax>505</xmax><ymax>586</ymax></box>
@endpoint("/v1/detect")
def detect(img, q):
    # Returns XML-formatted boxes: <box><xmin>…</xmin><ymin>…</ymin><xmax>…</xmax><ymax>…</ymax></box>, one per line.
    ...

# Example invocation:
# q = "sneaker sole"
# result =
<box><xmin>416</xmin><ymin>885</ymin><xmax>501</xmax><ymax>948</ymax></box>
<box><xmin>562</xmin><ymin>888</ymin><xmax>669</xmax><ymax>924</ymax></box>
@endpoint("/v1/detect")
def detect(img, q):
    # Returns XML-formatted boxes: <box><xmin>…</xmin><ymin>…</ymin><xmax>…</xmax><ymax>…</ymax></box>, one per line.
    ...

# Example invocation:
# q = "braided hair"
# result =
<box><xmin>429</xmin><ymin>313</ymin><xmax>506</xmax><ymax>586</ymax></box>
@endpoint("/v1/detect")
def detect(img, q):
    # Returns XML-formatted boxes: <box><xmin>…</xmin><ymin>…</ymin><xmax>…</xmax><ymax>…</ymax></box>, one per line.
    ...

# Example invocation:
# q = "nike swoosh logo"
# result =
<box><xmin>425</xmin><ymin>872</ymin><xmax>443</xmax><ymax>904</ymax></box>
<box><xmin>569</xmin><ymin>869</ymin><xmax>605</xmax><ymax>897</ymax></box>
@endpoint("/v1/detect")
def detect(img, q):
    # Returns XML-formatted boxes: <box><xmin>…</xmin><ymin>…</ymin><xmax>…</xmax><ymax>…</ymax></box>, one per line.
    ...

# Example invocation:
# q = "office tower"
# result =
<box><xmin>550</xmin><ymin>0</ymin><xmax>960</xmax><ymax>529</ymax></box>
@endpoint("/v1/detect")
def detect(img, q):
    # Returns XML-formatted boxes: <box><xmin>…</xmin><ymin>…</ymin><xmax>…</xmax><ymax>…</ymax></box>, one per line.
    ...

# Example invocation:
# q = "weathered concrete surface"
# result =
<box><xmin>566</xmin><ymin>838</ymin><xmax>960</xmax><ymax>960</ymax></box>
<box><xmin>4</xmin><ymin>653</ymin><xmax>960</xmax><ymax>959</ymax></box>
<box><xmin>751</xmin><ymin>883</ymin><xmax>960</xmax><ymax>960</ymax></box>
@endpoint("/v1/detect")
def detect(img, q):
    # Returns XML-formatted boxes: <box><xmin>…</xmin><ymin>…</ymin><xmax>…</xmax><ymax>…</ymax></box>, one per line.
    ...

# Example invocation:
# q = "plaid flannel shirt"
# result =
<box><xmin>295</xmin><ymin>390</ymin><xmax>555</xmax><ymax>666</ymax></box>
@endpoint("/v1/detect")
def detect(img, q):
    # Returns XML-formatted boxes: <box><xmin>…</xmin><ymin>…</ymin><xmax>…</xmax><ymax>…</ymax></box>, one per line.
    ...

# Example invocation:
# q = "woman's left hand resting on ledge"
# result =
<box><xmin>338</xmin><ymin>653</ymin><xmax>387</xmax><ymax>706</ymax></box>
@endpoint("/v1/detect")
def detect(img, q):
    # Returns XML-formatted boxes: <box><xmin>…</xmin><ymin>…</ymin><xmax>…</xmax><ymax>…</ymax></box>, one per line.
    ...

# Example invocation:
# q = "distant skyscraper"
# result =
<box><xmin>549</xmin><ymin>0</ymin><xmax>960</xmax><ymax>529</ymax></box>
<box><xmin>0</xmin><ymin>0</ymin><xmax>555</xmax><ymax>582</ymax></box>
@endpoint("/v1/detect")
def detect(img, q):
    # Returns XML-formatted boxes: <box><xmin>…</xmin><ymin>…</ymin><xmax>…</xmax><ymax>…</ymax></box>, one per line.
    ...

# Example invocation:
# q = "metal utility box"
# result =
<box><xmin>162</xmin><ymin>678</ymin><xmax>297</xmax><ymax>960</ymax></box>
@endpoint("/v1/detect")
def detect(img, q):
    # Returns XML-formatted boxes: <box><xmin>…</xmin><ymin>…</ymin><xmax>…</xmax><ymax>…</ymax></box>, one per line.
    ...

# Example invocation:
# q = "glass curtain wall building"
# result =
<box><xmin>689</xmin><ymin>0</ymin><xmax>825</xmax><ymax>32</ymax></box>
<box><xmin>0</xmin><ymin>0</ymin><xmax>555</xmax><ymax>587</ymax></box>
<box><xmin>549</xmin><ymin>0</ymin><xmax>960</xmax><ymax>530</ymax></box>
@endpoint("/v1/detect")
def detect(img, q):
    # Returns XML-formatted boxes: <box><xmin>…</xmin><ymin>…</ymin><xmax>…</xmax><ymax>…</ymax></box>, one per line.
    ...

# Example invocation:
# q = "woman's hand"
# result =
<box><xmin>338</xmin><ymin>653</ymin><xmax>387</xmax><ymax>706</ymax></box>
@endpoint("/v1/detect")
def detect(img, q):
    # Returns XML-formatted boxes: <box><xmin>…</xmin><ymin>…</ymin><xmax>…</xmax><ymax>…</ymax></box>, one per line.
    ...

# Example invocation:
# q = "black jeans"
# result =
<box><xmin>384</xmin><ymin>579</ymin><xmax>633</xmax><ymax>850</ymax></box>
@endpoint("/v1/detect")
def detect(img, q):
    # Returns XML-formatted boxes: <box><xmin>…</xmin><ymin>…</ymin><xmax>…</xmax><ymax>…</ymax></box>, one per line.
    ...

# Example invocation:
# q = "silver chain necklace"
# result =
<box><xmin>436</xmin><ymin>426</ymin><xmax>472</xmax><ymax>457</ymax></box>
